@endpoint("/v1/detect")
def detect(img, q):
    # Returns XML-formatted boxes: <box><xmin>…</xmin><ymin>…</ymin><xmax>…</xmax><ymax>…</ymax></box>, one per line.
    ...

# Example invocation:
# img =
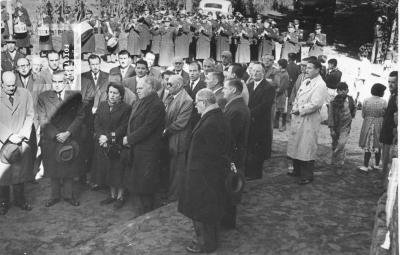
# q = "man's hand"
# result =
<box><xmin>8</xmin><ymin>134</ymin><xmax>23</xmax><ymax>144</ymax></box>
<box><xmin>99</xmin><ymin>135</ymin><xmax>108</xmax><ymax>146</ymax></box>
<box><xmin>56</xmin><ymin>131</ymin><xmax>71</xmax><ymax>143</ymax></box>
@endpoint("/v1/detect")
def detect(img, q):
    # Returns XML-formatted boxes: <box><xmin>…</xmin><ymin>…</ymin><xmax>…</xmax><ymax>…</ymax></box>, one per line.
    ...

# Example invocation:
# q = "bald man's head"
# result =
<box><xmin>2</xmin><ymin>71</ymin><xmax>17</xmax><ymax>95</ymax></box>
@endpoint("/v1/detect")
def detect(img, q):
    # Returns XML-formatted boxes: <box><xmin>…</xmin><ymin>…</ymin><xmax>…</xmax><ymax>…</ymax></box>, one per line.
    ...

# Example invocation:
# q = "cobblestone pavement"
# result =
<box><xmin>0</xmin><ymin>113</ymin><xmax>382</xmax><ymax>255</ymax></box>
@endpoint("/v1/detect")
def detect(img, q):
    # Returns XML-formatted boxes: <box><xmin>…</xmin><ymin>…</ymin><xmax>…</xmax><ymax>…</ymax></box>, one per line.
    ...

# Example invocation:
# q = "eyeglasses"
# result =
<box><xmin>17</xmin><ymin>64</ymin><xmax>29</xmax><ymax>68</ymax></box>
<box><xmin>166</xmin><ymin>82</ymin><xmax>173</xmax><ymax>87</ymax></box>
<box><xmin>174</xmin><ymin>62</ymin><xmax>183</xmax><ymax>65</ymax></box>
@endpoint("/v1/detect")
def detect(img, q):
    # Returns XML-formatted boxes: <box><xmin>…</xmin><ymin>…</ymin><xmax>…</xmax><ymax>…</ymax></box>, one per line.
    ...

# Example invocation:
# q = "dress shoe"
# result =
<box><xmin>113</xmin><ymin>198</ymin><xmax>125</xmax><ymax>209</ymax></box>
<box><xmin>297</xmin><ymin>179</ymin><xmax>313</xmax><ymax>185</ymax></box>
<box><xmin>64</xmin><ymin>198</ymin><xmax>80</xmax><ymax>206</ymax></box>
<box><xmin>186</xmin><ymin>243</ymin><xmax>204</xmax><ymax>253</ymax></box>
<box><xmin>0</xmin><ymin>202</ymin><xmax>9</xmax><ymax>215</ymax></box>
<box><xmin>100</xmin><ymin>197</ymin><xmax>116</xmax><ymax>205</ymax></box>
<box><xmin>16</xmin><ymin>202</ymin><xmax>32</xmax><ymax>211</ymax></box>
<box><xmin>45</xmin><ymin>198</ymin><xmax>60</xmax><ymax>207</ymax></box>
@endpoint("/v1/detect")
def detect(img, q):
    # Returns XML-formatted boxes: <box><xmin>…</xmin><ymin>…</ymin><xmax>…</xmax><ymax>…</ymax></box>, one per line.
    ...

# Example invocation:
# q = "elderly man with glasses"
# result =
<box><xmin>163</xmin><ymin>75</ymin><xmax>193</xmax><ymax>201</ymax></box>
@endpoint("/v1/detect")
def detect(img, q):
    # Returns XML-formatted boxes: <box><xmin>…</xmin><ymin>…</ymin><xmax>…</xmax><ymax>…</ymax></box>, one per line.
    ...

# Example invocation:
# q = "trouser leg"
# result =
<box><xmin>375</xmin><ymin>149</ymin><xmax>381</xmax><ymax>166</ymax></box>
<box><xmin>281</xmin><ymin>113</ymin><xmax>287</xmax><ymax>129</ymax></box>
<box><xmin>0</xmin><ymin>185</ymin><xmax>10</xmax><ymax>204</ymax></box>
<box><xmin>168</xmin><ymin>153</ymin><xmax>185</xmax><ymax>201</ymax></box>
<box><xmin>292</xmin><ymin>159</ymin><xmax>301</xmax><ymax>176</ymax></box>
<box><xmin>274</xmin><ymin>111</ymin><xmax>280</xmax><ymax>128</ymax></box>
<box><xmin>63</xmin><ymin>178</ymin><xmax>74</xmax><ymax>199</ymax></box>
<box><xmin>13</xmin><ymin>183</ymin><xmax>26</xmax><ymax>205</ymax></box>
<box><xmin>300</xmin><ymin>160</ymin><xmax>314</xmax><ymax>180</ymax></box>
<box><xmin>364</xmin><ymin>152</ymin><xmax>372</xmax><ymax>167</ymax></box>
<box><xmin>381</xmin><ymin>144</ymin><xmax>391</xmax><ymax>188</ymax></box>
<box><xmin>221</xmin><ymin>204</ymin><xmax>237</xmax><ymax>229</ymax></box>
<box><xmin>200</xmin><ymin>221</ymin><xmax>218</xmax><ymax>252</ymax></box>
<box><xmin>50</xmin><ymin>178</ymin><xmax>61</xmax><ymax>200</ymax></box>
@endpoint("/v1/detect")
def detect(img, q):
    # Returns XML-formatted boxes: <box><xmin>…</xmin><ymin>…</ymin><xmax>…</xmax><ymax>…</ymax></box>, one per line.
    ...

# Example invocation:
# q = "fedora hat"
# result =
<box><xmin>55</xmin><ymin>140</ymin><xmax>79</xmax><ymax>163</ymax></box>
<box><xmin>0</xmin><ymin>142</ymin><xmax>22</xmax><ymax>164</ymax></box>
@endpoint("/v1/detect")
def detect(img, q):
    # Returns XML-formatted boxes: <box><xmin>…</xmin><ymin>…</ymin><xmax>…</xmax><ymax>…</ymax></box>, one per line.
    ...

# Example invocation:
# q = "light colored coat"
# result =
<box><xmin>0</xmin><ymin>88</ymin><xmax>35</xmax><ymax>185</ymax></box>
<box><xmin>165</xmin><ymin>89</ymin><xmax>193</xmax><ymax>154</ymax></box>
<box><xmin>287</xmin><ymin>75</ymin><xmax>328</xmax><ymax>161</ymax></box>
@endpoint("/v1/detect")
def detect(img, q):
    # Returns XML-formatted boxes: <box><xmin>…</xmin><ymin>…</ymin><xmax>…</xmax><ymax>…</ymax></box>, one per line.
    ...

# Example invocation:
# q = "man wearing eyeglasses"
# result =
<box><xmin>171</xmin><ymin>57</ymin><xmax>189</xmax><ymax>88</ymax></box>
<box><xmin>163</xmin><ymin>75</ymin><xmax>193</xmax><ymax>201</ymax></box>
<box><xmin>15</xmin><ymin>58</ymin><xmax>49</xmax><ymax>129</ymax></box>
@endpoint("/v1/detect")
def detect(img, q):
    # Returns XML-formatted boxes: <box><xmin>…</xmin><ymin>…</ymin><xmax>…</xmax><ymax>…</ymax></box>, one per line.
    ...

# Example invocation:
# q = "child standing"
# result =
<box><xmin>328</xmin><ymin>82</ymin><xmax>356</xmax><ymax>175</ymax></box>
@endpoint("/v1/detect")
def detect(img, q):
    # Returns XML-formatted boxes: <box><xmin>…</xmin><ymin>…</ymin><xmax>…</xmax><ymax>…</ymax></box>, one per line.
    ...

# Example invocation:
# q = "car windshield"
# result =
<box><xmin>204</xmin><ymin>3</ymin><xmax>222</xmax><ymax>9</ymax></box>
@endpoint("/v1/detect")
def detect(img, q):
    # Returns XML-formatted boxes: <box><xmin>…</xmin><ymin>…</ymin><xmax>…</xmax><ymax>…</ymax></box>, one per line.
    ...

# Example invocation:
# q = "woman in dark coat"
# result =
<box><xmin>91</xmin><ymin>83</ymin><xmax>131</xmax><ymax>209</ymax></box>
<box><xmin>123</xmin><ymin>77</ymin><xmax>165</xmax><ymax>214</ymax></box>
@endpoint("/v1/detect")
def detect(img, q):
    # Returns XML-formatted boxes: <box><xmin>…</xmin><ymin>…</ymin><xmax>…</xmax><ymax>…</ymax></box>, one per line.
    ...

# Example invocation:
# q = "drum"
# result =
<box><xmin>14</xmin><ymin>23</ymin><xmax>27</xmax><ymax>34</ymax></box>
<box><xmin>107</xmin><ymin>37</ymin><xmax>119</xmax><ymax>48</ymax></box>
<box><xmin>38</xmin><ymin>25</ymin><xmax>50</xmax><ymax>36</ymax></box>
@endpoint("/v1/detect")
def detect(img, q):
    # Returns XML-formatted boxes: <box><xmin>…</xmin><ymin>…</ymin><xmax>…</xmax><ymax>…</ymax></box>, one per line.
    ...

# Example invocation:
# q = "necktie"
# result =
<box><xmin>93</xmin><ymin>73</ymin><xmax>98</xmax><ymax>84</ymax></box>
<box><xmin>9</xmin><ymin>95</ymin><xmax>14</xmax><ymax>106</ymax></box>
<box><xmin>165</xmin><ymin>94</ymin><xmax>174</xmax><ymax>110</ymax></box>
<box><xmin>190</xmin><ymin>80</ymin><xmax>195</xmax><ymax>90</ymax></box>
<box><xmin>57</xmin><ymin>92</ymin><xmax>62</xmax><ymax>101</ymax></box>
<box><xmin>306</xmin><ymin>80</ymin><xmax>311</xmax><ymax>86</ymax></box>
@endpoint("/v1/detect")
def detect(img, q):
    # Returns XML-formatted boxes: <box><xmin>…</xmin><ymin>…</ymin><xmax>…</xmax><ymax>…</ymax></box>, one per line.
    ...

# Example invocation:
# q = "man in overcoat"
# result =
<box><xmin>39</xmin><ymin>51</ymin><xmax>61</xmax><ymax>87</ymax></box>
<box><xmin>37</xmin><ymin>70</ymin><xmax>85</xmax><ymax>206</ymax></box>
<box><xmin>123</xmin><ymin>77</ymin><xmax>165</xmax><ymax>215</ymax></box>
<box><xmin>109</xmin><ymin>50</ymin><xmax>136</xmax><ymax>81</ymax></box>
<box><xmin>280</xmin><ymin>22</ymin><xmax>299</xmax><ymax>60</ymax></box>
<box><xmin>274</xmin><ymin>59</ymin><xmax>290</xmax><ymax>131</ymax></box>
<box><xmin>307</xmin><ymin>24</ymin><xmax>326</xmax><ymax>57</ymax></box>
<box><xmin>163</xmin><ymin>75</ymin><xmax>193</xmax><ymax>200</ymax></box>
<box><xmin>221</xmin><ymin>79</ymin><xmax>250</xmax><ymax>229</ymax></box>
<box><xmin>0</xmin><ymin>71</ymin><xmax>35</xmax><ymax>215</ymax></box>
<box><xmin>1</xmin><ymin>36</ymin><xmax>25</xmax><ymax>72</ymax></box>
<box><xmin>245</xmin><ymin>63</ymin><xmax>275</xmax><ymax>180</ymax></box>
<box><xmin>178</xmin><ymin>88</ymin><xmax>231</xmax><ymax>253</ymax></box>
<box><xmin>186</xmin><ymin>62</ymin><xmax>206</xmax><ymax>128</ymax></box>
<box><xmin>287</xmin><ymin>59</ymin><xmax>328</xmax><ymax>185</ymax></box>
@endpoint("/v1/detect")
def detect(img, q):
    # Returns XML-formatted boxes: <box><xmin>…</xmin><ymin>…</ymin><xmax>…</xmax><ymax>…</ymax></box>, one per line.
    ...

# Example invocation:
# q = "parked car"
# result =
<box><xmin>198</xmin><ymin>0</ymin><xmax>233</xmax><ymax>17</ymax></box>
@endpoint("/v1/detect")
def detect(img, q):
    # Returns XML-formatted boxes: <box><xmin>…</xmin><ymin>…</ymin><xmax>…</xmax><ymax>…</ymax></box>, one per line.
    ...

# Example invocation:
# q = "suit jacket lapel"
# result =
<box><xmin>0</xmin><ymin>91</ymin><xmax>13</xmax><ymax>111</ymax></box>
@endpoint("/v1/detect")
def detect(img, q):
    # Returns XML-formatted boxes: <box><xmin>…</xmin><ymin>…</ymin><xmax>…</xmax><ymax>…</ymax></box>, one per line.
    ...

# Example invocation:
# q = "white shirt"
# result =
<box><xmin>120</xmin><ymin>67</ymin><xmax>128</xmax><ymax>78</ymax></box>
<box><xmin>92</xmin><ymin>72</ymin><xmax>99</xmax><ymax>85</ymax></box>
<box><xmin>8</xmin><ymin>50</ymin><xmax>16</xmax><ymax>60</ymax></box>
<box><xmin>190</xmin><ymin>78</ymin><xmax>200</xmax><ymax>90</ymax></box>
<box><xmin>21</xmin><ymin>76</ymin><xmax>30</xmax><ymax>88</ymax></box>
<box><xmin>253</xmin><ymin>79</ymin><xmax>263</xmax><ymax>90</ymax></box>
<box><xmin>136</xmin><ymin>75</ymin><xmax>147</xmax><ymax>84</ymax></box>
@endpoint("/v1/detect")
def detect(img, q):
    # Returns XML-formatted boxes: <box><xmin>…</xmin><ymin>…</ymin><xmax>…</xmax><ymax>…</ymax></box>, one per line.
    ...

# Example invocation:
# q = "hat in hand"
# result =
<box><xmin>55</xmin><ymin>140</ymin><xmax>79</xmax><ymax>163</ymax></box>
<box><xmin>0</xmin><ymin>142</ymin><xmax>22</xmax><ymax>164</ymax></box>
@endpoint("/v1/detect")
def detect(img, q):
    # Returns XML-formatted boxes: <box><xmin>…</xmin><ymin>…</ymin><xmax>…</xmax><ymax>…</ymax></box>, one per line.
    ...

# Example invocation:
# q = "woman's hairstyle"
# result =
<box><xmin>107</xmin><ymin>82</ymin><xmax>125</xmax><ymax>100</ymax></box>
<box><xmin>370</xmin><ymin>83</ymin><xmax>386</xmax><ymax>97</ymax></box>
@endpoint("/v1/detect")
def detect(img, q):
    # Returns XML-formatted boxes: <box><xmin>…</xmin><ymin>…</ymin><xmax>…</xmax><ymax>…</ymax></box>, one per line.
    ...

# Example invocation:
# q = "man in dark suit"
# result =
<box><xmin>1</xmin><ymin>36</ymin><xmax>25</xmax><ymax>72</ymax></box>
<box><xmin>380</xmin><ymin>71</ymin><xmax>398</xmax><ymax>189</ymax></box>
<box><xmin>37</xmin><ymin>70</ymin><xmax>85</xmax><ymax>207</ymax></box>
<box><xmin>172</xmin><ymin>57</ymin><xmax>189</xmax><ymax>87</ymax></box>
<box><xmin>286</xmin><ymin>53</ymin><xmax>301</xmax><ymax>96</ymax></box>
<box><xmin>163</xmin><ymin>75</ymin><xmax>193</xmax><ymax>200</ymax></box>
<box><xmin>246</xmin><ymin>63</ymin><xmax>275</xmax><ymax>180</ymax></box>
<box><xmin>206</xmin><ymin>71</ymin><xmax>226</xmax><ymax>110</ymax></box>
<box><xmin>80</xmin><ymin>54</ymin><xmax>109</xmax><ymax>188</ymax></box>
<box><xmin>123</xmin><ymin>59</ymin><xmax>148</xmax><ymax>95</ymax></box>
<box><xmin>187</xmin><ymin>62</ymin><xmax>206</xmax><ymax>128</ymax></box>
<box><xmin>221</xmin><ymin>79</ymin><xmax>250</xmax><ymax>229</ymax></box>
<box><xmin>39</xmin><ymin>50</ymin><xmax>61</xmax><ymax>87</ymax></box>
<box><xmin>325</xmin><ymin>58</ymin><xmax>342</xmax><ymax>90</ymax></box>
<box><xmin>109</xmin><ymin>50</ymin><xmax>136</xmax><ymax>81</ymax></box>
<box><xmin>123</xmin><ymin>77</ymin><xmax>165</xmax><ymax>215</ymax></box>
<box><xmin>15</xmin><ymin>58</ymin><xmax>49</xmax><ymax>128</ymax></box>
<box><xmin>178</xmin><ymin>88</ymin><xmax>231</xmax><ymax>253</ymax></box>
<box><xmin>0</xmin><ymin>71</ymin><xmax>35</xmax><ymax>215</ymax></box>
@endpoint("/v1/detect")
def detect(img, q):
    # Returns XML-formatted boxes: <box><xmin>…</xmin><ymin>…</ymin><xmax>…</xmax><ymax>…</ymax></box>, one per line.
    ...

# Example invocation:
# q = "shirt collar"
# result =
<box><xmin>225</xmin><ymin>95</ymin><xmax>242</xmax><ymax>108</ymax></box>
<box><xmin>201</xmin><ymin>103</ymin><xmax>219</xmax><ymax>117</ymax></box>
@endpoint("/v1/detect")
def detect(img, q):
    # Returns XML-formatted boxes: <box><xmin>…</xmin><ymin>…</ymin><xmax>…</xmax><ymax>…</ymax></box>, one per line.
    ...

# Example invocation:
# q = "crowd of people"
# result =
<box><xmin>0</xmin><ymin>2</ymin><xmax>398</xmax><ymax>254</ymax></box>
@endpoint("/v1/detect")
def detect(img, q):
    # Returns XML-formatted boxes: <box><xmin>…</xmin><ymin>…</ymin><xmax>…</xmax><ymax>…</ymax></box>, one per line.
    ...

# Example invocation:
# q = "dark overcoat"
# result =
<box><xmin>1</xmin><ymin>51</ymin><xmax>25</xmax><ymax>72</ymax></box>
<box><xmin>380</xmin><ymin>94</ymin><xmax>398</xmax><ymax>145</ymax></box>
<box><xmin>125</xmin><ymin>92</ymin><xmax>165</xmax><ymax>194</ymax></box>
<box><xmin>14</xmin><ymin>14</ymin><xmax>31</xmax><ymax>48</ymax></box>
<box><xmin>91</xmin><ymin>101</ymin><xmax>132</xmax><ymax>187</ymax></box>
<box><xmin>178</xmin><ymin>108</ymin><xmax>231</xmax><ymax>224</ymax></box>
<box><xmin>37</xmin><ymin>91</ymin><xmax>85</xmax><ymax>178</ymax></box>
<box><xmin>247</xmin><ymin>79</ymin><xmax>275</xmax><ymax>160</ymax></box>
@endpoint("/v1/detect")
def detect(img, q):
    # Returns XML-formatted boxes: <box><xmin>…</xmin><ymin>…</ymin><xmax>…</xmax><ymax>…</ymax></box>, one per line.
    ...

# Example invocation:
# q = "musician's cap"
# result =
<box><xmin>256</xmin><ymin>14</ymin><xmax>262</xmax><ymax>20</ymax></box>
<box><xmin>287</xmin><ymin>22</ymin><xmax>294</xmax><ymax>28</ymax></box>
<box><xmin>221</xmin><ymin>51</ymin><xmax>232</xmax><ymax>57</ymax></box>
<box><xmin>5</xmin><ymin>35</ymin><xmax>16</xmax><ymax>43</ymax></box>
<box><xmin>315</xmin><ymin>23</ymin><xmax>322</xmax><ymax>30</ymax></box>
